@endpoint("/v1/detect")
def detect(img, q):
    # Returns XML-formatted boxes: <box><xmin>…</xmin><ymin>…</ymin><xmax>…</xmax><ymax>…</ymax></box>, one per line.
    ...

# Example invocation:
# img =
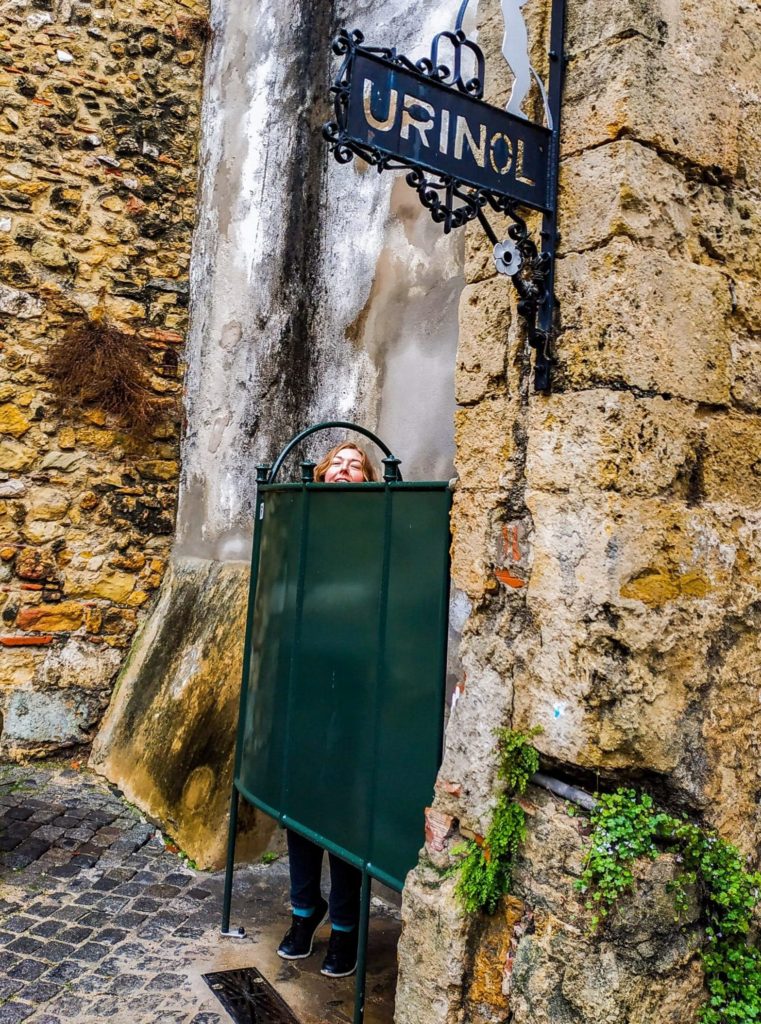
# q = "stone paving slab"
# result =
<box><xmin>0</xmin><ymin>765</ymin><xmax>399</xmax><ymax>1024</ymax></box>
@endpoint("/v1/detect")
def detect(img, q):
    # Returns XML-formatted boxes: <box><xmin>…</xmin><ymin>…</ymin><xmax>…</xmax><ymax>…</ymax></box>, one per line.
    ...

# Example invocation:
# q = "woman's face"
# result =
<box><xmin>323</xmin><ymin>447</ymin><xmax>366</xmax><ymax>483</ymax></box>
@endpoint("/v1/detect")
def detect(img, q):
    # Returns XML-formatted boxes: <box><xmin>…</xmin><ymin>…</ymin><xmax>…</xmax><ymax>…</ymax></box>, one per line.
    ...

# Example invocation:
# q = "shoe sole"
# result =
<box><xmin>276</xmin><ymin>909</ymin><xmax>329</xmax><ymax>961</ymax></box>
<box><xmin>320</xmin><ymin>962</ymin><xmax>358</xmax><ymax>978</ymax></box>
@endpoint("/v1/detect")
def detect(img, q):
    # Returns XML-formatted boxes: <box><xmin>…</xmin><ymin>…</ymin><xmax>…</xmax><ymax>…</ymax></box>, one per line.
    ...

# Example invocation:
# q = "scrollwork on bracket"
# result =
<box><xmin>323</xmin><ymin>0</ymin><xmax>565</xmax><ymax>394</ymax></box>
<box><xmin>325</xmin><ymin>30</ymin><xmax>521</xmax><ymax>236</ymax></box>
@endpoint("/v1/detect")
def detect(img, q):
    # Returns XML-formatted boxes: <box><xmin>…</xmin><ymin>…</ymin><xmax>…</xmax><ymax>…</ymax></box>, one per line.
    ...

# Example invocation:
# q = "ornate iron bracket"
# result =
<box><xmin>323</xmin><ymin>0</ymin><xmax>566</xmax><ymax>392</ymax></box>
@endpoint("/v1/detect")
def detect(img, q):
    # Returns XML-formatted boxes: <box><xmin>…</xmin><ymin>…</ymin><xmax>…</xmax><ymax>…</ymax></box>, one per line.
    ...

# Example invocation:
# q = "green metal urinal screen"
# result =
<box><xmin>237</xmin><ymin>482</ymin><xmax>451</xmax><ymax>890</ymax></box>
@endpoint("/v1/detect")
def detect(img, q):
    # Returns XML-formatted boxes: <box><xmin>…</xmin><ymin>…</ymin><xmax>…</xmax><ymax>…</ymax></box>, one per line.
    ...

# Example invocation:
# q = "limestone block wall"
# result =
<box><xmin>0</xmin><ymin>0</ymin><xmax>208</xmax><ymax>755</ymax></box>
<box><xmin>397</xmin><ymin>0</ymin><xmax>761</xmax><ymax>1021</ymax></box>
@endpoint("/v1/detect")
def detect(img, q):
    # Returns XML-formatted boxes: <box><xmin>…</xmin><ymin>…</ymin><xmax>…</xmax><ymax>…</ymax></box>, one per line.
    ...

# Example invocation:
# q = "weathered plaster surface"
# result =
<box><xmin>91</xmin><ymin>559</ymin><xmax>267</xmax><ymax>869</ymax></box>
<box><xmin>93</xmin><ymin>0</ymin><xmax>467</xmax><ymax>864</ymax></box>
<box><xmin>178</xmin><ymin>0</ymin><xmax>466</xmax><ymax>561</ymax></box>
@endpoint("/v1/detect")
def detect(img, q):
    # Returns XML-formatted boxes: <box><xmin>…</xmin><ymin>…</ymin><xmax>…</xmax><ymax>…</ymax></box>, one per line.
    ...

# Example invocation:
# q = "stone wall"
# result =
<box><xmin>0</xmin><ymin>0</ymin><xmax>208</xmax><ymax>754</ymax></box>
<box><xmin>397</xmin><ymin>0</ymin><xmax>761</xmax><ymax>1021</ymax></box>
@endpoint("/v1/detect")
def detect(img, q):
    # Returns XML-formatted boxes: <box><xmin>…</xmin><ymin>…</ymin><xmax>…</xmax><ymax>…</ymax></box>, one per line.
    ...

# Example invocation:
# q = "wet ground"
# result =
<box><xmin>0</xmin><ymin>763</ymin><xmax>400</xmax><ymax>1024</ymax></box>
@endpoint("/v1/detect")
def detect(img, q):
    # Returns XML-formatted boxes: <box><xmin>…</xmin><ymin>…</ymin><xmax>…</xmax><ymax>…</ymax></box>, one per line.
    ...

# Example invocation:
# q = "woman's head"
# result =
<box><xmin>315</xmin><ymin>442</ymin><xmax>378</xmax><ymax>483</ymax></box>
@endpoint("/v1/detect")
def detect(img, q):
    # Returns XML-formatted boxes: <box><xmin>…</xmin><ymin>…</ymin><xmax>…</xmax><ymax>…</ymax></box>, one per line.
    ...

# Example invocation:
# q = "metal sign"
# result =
<box><xmin>324</xmin><ymin>0</ymin><xmax>567</xmax><ymax>392</ymax></box>
<box><xmin>221</xmin><ymin>423</ymin><xmax>452</xmax><ymax>1024</ymax></box>
<box><xmin>348</xmin><ymin>52</ymin><xmax>551</xmax><ymax>212</ymax></box>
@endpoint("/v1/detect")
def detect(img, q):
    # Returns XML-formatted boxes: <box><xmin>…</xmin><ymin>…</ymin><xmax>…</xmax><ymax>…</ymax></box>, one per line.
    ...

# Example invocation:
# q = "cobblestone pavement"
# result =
<box><xmin>0</xmin><ymin>764</ymin><xmax>399</xmax><ymax>1024</ymax></box>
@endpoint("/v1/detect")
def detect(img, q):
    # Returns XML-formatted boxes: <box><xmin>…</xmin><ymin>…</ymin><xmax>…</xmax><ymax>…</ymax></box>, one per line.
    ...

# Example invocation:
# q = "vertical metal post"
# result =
<box><xmin>221</xmin><ymin>463</ymin><xmax>271</xmax><ymax>938</ymax></box>
<box><xmin>353</xmin><ymin>870</ymin><xmax>372</xmax><ymax>1024</ymax></box>
<box><xmin>382</xmin><ymin>456</ymin><xmax>402</xmax><ymax>482</ymax></box>
<box><xmin>221</xmin><ymin>786</ymin><xmax>242</xmax><ymax>935</ymax></box>
<box><xmin>536</xmin><ymin>0</ymin><xmax>567</xmax><ymax>393</ymax></box>
<box><xmin>279</xmin><ymin>482</ymin><xmax>312</xmax><ymax>812</ymax></box>
<box><xmin>365</xmin><ymin>479</ymin><xmax>394</xmax><ymax>866</ymax></box>
<box><xmin>435</xmin><ymin>486</ymin><xmax>454</xmax><ymax>763</ymax></box>
<box><xmin>351</xmin><ymin>478</ymin><xmax>394</xmax><ymax>1023</ymax></box>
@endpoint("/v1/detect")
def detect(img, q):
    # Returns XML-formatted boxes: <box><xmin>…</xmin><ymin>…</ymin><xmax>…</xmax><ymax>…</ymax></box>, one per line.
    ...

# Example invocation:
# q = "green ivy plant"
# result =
<box><xmin>454</xmin><ymin>726</ymin><xmax>541</xmax><ymax>914</ymax></box>
<box><xmin>580</xmin><ymin>788</ymin><xmax>761</xmax><ymax>1024</ymax></box>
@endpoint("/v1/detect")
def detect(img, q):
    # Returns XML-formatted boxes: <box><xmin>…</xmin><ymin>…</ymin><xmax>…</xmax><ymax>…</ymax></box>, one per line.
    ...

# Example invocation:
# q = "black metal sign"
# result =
<box><xmin>348</xmin><ymin>52</ymin><xmax>552</xmax><ymax>213</ymax></box>
<box><xmin>324</xmin><ymin>0</ymin><xmax>567</xmax><ymax>392</ymax></box>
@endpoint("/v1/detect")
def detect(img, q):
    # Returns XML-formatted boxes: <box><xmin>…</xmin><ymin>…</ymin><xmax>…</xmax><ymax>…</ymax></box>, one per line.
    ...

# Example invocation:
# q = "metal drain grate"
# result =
<box><xmin>203</xmin><ymin>967</ymin><xmax>302</xmax><ymax>1024</ymax></box>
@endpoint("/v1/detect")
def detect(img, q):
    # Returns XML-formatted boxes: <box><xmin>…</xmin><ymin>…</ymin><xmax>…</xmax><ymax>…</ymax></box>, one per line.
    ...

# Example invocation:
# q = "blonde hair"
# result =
<box><xmin>314</xmin><ymin>442</ymin><xmax>378</xmax><ymax>482</ymax></box>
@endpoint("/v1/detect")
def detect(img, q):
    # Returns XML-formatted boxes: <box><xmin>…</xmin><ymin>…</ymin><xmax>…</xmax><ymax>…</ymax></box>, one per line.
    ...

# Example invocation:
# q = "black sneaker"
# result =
<box><xmin>320</xmin><ymin>928</ymin><xmax>358</xmax><ymax>978</ymax></box>
<box><xmin>277</xmin><ymin>897</ymin><xmax>328</xmax><ymax>960</ymax></box>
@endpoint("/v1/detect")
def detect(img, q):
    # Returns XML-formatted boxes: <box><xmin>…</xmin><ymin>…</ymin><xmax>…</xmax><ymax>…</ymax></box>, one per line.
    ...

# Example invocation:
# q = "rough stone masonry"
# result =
<box><xmin>396</xmin><ymin>0</ymin><xmax>761</xmax><ymax>1021</ymax></box>
<box><xmin>0</xmin><ymin>0</ymin><xmax>208</xmax><ymax>755</ymax></box>
<box><xmin>2</xmin><ymin>0</ymin><xmax>760</xmax><ymax>1022</ymax></box>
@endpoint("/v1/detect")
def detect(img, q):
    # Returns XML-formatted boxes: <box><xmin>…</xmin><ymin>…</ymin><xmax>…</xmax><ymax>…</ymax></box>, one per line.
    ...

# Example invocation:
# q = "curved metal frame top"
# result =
<box><xmin>267</xmin><ymin>421</ymin><xmax>403</xmax><ymax>483</ymax></box>
<box><xmin>455</xmin><ymin>0</ymin><xmax>472</xmax><ymax>32</ymax></box>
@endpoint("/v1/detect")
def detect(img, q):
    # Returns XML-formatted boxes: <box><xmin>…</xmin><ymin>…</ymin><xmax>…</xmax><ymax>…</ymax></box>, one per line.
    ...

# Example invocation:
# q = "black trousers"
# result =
<box><xmin>286</xmin><ymin>828</ymin><xmax>362</xmax><ymax>929</ymax></box>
